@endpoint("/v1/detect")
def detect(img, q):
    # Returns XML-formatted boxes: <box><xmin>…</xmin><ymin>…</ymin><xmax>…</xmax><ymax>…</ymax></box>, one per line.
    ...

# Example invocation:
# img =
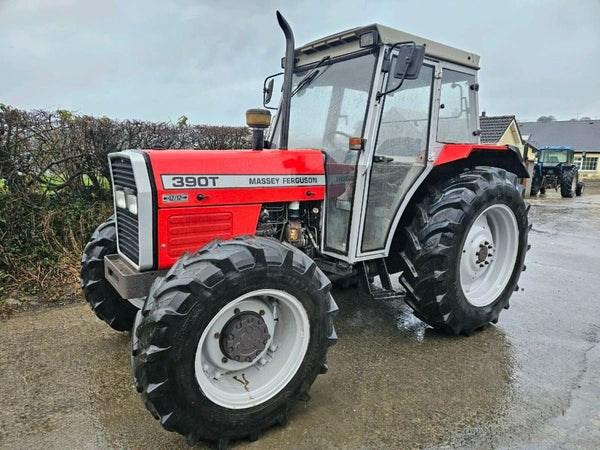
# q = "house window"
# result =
<box><xmin>575</xmin><ymin>156</ymin><xmax>598</xmax><ymax>171</ymax></box>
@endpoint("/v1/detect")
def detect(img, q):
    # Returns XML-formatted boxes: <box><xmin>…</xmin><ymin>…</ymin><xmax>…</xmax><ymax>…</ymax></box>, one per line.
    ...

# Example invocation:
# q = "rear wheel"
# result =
<box><xmin>80</xmin><ymin>216</ymin><xmax>139</xmax><ymax>331</ymax></box>
<box><xmin>397</xmin><ymin>167</ymin><xmax>530</xmax><ymax>335</ymax></box>
<box><xmin>132</xmin><ymin>236</ymin><xmax>337</xmax><ymax>447</ymax></box>
<box><xmin>561</xmin><ymin>169</ymin><xmax>576</xmax><ymax>198</ymax></box>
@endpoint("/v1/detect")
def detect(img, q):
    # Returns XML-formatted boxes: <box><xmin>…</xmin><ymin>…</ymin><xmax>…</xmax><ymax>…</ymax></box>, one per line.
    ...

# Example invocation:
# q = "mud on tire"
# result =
<box><xmin>397</xmin><ymin>167</ymin><xmax>530</xmax><ymax>335</ymax></box>
<box><xmin>80</xmin><ymin>216</ymin><xmax>138</xmax><ymax>331</ymax></box>
<box><xmin>132</xmin><ymin>236</ymin><xmax>337</xmax><ymax>447</ymax></box>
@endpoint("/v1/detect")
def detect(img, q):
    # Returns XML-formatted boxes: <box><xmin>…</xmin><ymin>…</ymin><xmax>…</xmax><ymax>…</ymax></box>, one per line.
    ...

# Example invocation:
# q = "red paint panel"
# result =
<box><xmin>157</xmin><ymin>204</ymin><xmax>261</xmax><ymax>268</ymax></box>
<box><xmin>434</xmin><ymin>144</ymin><xmax>509</xmax><ymax>166</ymax></box>
<box><xmin>144</xmin><ymin>149</ymin><xmax>326</xmax><ymax>208</ymax></box>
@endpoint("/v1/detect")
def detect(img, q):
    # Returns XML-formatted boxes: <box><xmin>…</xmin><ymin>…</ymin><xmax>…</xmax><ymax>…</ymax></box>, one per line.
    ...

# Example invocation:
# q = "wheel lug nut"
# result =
<box><xmin>479</xmin><ymin>264</ymin><xmax>484</xmax><ymax>268</ymax></box>
<box><xmin>234</xmin><ymin>308</ymin><xmax>240</xmax><ymax>314</ymax></box>
<box><xmin>259</xmin><ymin>309</ymin><xmax>265</xmax><ymax>315</ymax></box>
<box><xmin>214</xmin><ymin>332</ymin><xmax>220</xmax><ymax>339</ymax></box>
<box><xmin>484</xmin><ymin>261</ymin><xmax>489</xmax><ymax>265</ymax></box>
<box><xmin>221</xmin><ymin>357</ymin><xmax>228</xmax><ymax>363</ymax></box>
<box><xmin>488</xmin><ymin>253</ymin><xmax>493</xmax><ymax>257</ymax></box>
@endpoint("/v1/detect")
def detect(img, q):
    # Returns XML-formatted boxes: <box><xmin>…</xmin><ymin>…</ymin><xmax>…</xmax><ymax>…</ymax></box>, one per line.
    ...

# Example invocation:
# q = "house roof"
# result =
<box><xmin>479</xmin><ymin>115</ymin><xmax>516</xmax><ymax>144</ymax></box>
<box><xmin>519</xmin><ymin>120</ymin><xmax>600</xmax><ymax>151</ymax></box>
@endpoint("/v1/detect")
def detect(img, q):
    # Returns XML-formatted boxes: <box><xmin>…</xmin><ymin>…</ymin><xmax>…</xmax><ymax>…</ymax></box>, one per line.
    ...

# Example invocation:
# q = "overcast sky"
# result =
<box><xmin>2</xmin><ymin>0</ymin><xmax>599</xmax><ymax>125</ymax></box>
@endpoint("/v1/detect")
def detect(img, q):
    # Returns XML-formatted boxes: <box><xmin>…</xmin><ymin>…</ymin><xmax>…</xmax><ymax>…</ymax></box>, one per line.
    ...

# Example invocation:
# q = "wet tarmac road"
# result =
<box><xmin>1</xmin><ymin>193</ymin><xmax>599</xmax><ymax>449</ymax></box>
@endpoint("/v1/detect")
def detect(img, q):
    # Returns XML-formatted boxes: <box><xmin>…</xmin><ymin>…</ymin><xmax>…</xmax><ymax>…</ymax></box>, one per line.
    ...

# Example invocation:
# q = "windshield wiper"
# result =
<box><xmin>291</xmin><ymin>56</ymin><xmax>330</xmax><ymax>97</ymax></box>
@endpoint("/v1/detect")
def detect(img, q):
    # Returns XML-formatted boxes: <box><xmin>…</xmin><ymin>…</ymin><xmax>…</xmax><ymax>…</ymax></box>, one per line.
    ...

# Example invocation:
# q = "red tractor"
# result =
<box><xmin>81</xmin><ymin>12</ymin><xmax>530</xmax><ymax>448</ymax></box>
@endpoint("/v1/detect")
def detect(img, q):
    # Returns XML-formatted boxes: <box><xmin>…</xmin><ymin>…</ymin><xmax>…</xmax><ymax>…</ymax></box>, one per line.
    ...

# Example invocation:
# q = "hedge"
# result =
<box><xmin>0</xmin><ymin>104</ymin><xmax>251</xmax><ymax>299</ymax></box>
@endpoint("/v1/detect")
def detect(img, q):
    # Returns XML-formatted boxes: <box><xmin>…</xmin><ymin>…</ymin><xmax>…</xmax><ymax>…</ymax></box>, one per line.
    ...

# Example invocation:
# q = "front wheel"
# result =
<box><xmin>80</xmin><ymin>216</ymin><xmax>139</xmax><ymax>331</ymax></box>
<box><xmin>530</xmin><ymin>184</ymin><xmax>539</xmax><ymax>196</ymax></box>
<box><xmin>132</xmin><ymin>236</ymin><xmax>337</xmax><ymax>447</ymax></box>
<box><xmin>576</xmin><ymin>181</ymin><xmax>585</xmax><ymax>196</ymax></box>
<box><xmin>398</xmin><ymin>167</ymin><xmax>530</xmax><ymax>335</ymax></box>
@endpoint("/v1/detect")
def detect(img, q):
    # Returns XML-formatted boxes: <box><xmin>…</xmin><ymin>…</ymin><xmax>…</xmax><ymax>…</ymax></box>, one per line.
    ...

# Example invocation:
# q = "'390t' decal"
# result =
<box><xmin>161</xmin><ymin>174</ymin><xmax>326</xmax><ymax>190</ymax></box>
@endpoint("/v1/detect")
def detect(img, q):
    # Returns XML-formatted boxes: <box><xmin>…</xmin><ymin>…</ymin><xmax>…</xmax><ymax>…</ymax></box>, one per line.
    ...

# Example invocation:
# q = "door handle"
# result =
<box><xmin>373</xmin><ymin>155</ymin><xmax>394</xmax><ymax>163</ymax></box>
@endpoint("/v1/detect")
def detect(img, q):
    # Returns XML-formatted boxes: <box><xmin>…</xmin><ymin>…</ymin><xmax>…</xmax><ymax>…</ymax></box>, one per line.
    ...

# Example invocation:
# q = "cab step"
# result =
<box><xmin>361</xmin><ymin>259</ymin><xmax>405</xmax><ymax>301</ymax></box>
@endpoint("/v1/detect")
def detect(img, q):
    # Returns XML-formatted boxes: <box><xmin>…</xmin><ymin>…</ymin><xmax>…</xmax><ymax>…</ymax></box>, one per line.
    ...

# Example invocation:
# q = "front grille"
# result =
<box><xmin>116</xmin><ymin>210</ymin><xmax>140</xmax><ymax>264</ymax></box>
<box><xmin>111</xmin><ymin>156</ymin><xmax>140</xmax><ymax>265</ymax></box>
<box><xmin>111</xmin><ymin>157</ymin><xmax>137</xmax><ymax>190</ymax></box>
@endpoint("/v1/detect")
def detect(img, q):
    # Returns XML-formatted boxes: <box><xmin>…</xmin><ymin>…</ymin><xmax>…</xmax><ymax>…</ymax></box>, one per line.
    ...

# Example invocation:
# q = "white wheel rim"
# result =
<box><xmin>195</xmin><ymin>289</ymin><xmax>310</xmax><ymax>409</ymax></box>
<box><xmin>459</xmin><ymin>204</ymin><xmax>519</xmax><ymax>307</ymax></box>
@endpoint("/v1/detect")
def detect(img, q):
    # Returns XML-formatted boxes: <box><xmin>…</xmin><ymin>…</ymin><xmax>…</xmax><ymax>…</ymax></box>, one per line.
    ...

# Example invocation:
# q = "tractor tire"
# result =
<box><xmin>560</xmin><ymin>169</ymin><xmax>576</xmax><ymax>198</ymax></box>
<box><xmin>132</xmin><ymin>236</ymin><xmax>337</xmax><ymax>447</ymax></box>
<box><xmin>530</xmin><ymin>184</ymin><xmax>539</xmax><ymax>196</ymax></box>
<box><xmin>80</xmin><ymin>216</ymin><xmax>139</xmax><ymax>331</ymax></box>
<box><xmin>398</xmin><ymin>167</ymin><xmax>530</xmax><ymax>335</ymax></box>
<box><xmin>576</xmin><ymin>181</ymin><xmax>585</xmax><ymax>196</ymax></box>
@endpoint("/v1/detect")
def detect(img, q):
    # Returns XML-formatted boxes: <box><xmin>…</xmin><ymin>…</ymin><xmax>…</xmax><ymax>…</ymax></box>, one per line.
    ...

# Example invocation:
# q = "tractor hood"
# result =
<box><xmin>143</xmin><ymin>148</ymin><xmax>326</xmax><ymax>209</ymax></box>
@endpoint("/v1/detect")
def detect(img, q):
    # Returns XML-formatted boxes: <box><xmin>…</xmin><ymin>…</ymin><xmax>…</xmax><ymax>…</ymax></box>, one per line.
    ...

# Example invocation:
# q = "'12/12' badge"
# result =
<box><xmin>162</xmin><ymin>193</ymin><xmax>188</xmax><ymax>203</ymax></box>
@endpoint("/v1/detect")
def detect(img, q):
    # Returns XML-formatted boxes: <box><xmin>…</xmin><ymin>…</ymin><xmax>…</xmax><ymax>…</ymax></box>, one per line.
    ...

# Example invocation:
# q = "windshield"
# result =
<box><xmin>540</xmin><ymin>150</ymin><xmax>568</xmax><ymax>164</ymax></box>
<box><xmin>270</xmin><ymin>52</ymin><xmax>377</xmax><ymax>255</ymax></box>
<box><xmin>270</xmin><ymin>52</ymin><xmax>377</xmax><ymax>159</ymax></box>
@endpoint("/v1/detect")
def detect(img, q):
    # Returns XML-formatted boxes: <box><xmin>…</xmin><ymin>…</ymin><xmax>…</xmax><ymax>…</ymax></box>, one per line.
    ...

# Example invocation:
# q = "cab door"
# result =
<box><xmin>358</xmin><ymin>60</ymin><xmax>436</xmax><ymax>253</ymax></box>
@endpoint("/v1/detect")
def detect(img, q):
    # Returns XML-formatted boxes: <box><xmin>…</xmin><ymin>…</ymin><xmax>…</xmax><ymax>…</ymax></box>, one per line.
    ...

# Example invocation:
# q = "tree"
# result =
<box><xmin>537</xmin><ymin>115</ymin><xmax>556</xmax><ymax>122</ymax></box>
<box><xmin>177</xmin><ymin>115</ymin><xmax>188</xmax><ymax>127</ymax></box>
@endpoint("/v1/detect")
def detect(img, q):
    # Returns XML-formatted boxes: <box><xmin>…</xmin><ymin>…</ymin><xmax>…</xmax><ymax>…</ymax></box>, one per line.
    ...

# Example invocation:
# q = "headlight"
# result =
<box><xmin>115</xmin><ymin>190</ymin><xmax>126</xmax><ymax>209</ymax></box>
<box><xmin>126</xmin><ymin>193</ymin><xmax>138</xmax><ymax>215</ymax></box>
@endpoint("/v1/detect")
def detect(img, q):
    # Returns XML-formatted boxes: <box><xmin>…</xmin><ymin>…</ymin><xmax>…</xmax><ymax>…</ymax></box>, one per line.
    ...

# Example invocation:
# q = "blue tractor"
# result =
<box><xmin>531</xmin><ymin>146</ymin><xmax>585</xmax><ymax>198</ymax></box>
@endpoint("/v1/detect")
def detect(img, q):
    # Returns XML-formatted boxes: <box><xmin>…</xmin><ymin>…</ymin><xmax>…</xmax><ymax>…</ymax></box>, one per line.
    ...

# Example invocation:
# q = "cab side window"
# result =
<box><xmin>437</xmin><ymin>69</ymin><xmax>477</xmax><ymax>144</ymax></box>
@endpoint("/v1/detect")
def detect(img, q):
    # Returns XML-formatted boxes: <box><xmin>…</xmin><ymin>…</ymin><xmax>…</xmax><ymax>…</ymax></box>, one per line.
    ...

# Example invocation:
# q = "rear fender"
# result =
<box><xmin>434</xmin><ymin>144</ymin><xmax>529</xmax><ymax>178</ymax></box>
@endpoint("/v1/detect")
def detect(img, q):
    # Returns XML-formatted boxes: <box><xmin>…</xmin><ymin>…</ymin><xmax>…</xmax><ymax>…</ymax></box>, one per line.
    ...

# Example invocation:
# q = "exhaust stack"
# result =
<box><xmin>276</xmin><ymin>11</ymin><xmax>295</xmax><ymax>150</ymax></box>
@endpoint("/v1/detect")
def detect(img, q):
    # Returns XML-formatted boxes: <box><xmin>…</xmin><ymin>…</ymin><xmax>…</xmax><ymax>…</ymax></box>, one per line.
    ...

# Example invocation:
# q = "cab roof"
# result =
<box><xmin>295</xmin><ymin>24</ymin><xmax>480</xmax><ymax>70</ymax></box>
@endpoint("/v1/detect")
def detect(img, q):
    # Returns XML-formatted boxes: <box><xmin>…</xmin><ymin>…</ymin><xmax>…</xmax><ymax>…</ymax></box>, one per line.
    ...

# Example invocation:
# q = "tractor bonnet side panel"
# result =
<box><xmin>145</xmin><ymin>149</ymin><xmax>326</xmax><ymax>208</ymax></box>
<box><xmin>144</xmin><ymin>149</ymin><xmax>326</xmax><ymax>268</ymax></box>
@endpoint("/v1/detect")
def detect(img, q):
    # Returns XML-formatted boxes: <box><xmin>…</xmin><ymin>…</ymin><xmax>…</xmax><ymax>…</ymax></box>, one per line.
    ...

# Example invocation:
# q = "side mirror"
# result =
<box><xmin>263</xmin><ymin>73</ymin><xmax>283</xmax><ymax>110</ymax></box>
<box><xmin>393</xmin><ymin>44</ymin><xmax>425</xmax><ymax>80</ymax></box>
<box><xmin>264</xmin><ymin>79</ymin><xmax>274</xmax><ymax>105</ymax></box>
<box><xmin>377</xmin><ymin>42</ymin><xmax>425</xmax><ymax>101</ymax></box>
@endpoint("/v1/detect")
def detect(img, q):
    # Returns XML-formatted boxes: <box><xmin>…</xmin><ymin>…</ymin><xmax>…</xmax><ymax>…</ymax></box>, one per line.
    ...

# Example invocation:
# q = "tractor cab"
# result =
<box><xmin>266</xmin><ymin>22</ymin><xmax>486</xmax><ymax>261</ymax></box>
<box><xmin>537</xmin><ymin>146</ymin><xmax>575</xmax><ymax>168</ymax></box>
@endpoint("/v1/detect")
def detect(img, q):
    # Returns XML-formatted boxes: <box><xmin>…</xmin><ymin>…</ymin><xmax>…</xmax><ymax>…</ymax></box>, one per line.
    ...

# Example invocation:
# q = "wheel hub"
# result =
<box><xmin>475</xmin><ymin>241</ymin><xmax>493</xmax><ymax>266</ymax></box>
<box><xmin>220</xmin><ymin>311</ymin><xmax>271</xmax><ymax>362</ymax></box>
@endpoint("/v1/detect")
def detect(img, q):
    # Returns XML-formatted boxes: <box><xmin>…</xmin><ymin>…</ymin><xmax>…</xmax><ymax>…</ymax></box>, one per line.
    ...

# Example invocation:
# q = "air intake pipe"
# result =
<box><xmin>276</xmin><ymin>11</ymin><xmax>295</xmax><ymax>150</ymax></box>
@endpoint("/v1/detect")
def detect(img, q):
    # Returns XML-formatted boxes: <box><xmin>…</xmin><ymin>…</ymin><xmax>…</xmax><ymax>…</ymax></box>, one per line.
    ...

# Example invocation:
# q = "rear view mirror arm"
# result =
<box><xmin>376</xmin><ymin>41</ymin><xmax>416</xmax><ymax>101</ymax></box>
